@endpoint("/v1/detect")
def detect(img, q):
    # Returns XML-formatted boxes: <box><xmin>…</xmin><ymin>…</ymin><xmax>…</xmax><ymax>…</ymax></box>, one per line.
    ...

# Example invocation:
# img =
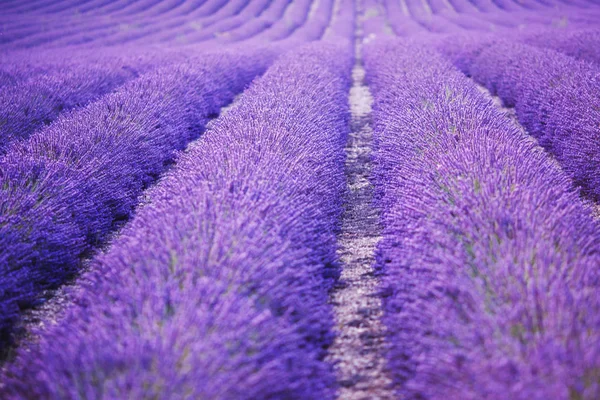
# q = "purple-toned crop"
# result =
<box><xmin>250</xmin><ymin>0</ymin><xmax>313</xmax><ymax>41</ymax></box>
<box><xmin>520</xmin><ymin>27</ymin><xmax>600</xmax><ymax>65</ymax></box>
<box><xmin>441</xmin><ymin>38</ymin><xmax>600</xmax><ymax>202</ymax></box>
<box><xmin>383</xmin><ymin>0</ymin><xmax>426</xmax><ymax>36</ymax></box>
<box><xmin>447</xmin><ymin>0</ymin><xmax>481</xmax><ymax>14</ymax></box>
<box><xmin>322</xmin><ymin>0</ymin><xmax>355</xmax><ymax>41</ymax></box>
<box><xmin>286</xmin><ymin>0</ymin><xmax>334</xmax><ymax>42</ymax></box>
<box><xmin>3</xmin><ymin>0</ymin><xmax>600</xmax><ymax>397</ymax></box>
<box><xmin>103</xmin><ymin>0</ymin><xmax>251</xmax><ymax>45</ymax></box>
<box><xmin>365</xmin><ymin>38</ymin><xmax>600</xmax><ymax>400</ymax></box>
<box><xmin>492</xmin><ymin>0</ymin><xmax>528</xmax><ymax>11</ymax></box>
<box><xmin>0</xmin><ymin>45</ymin><xmax>197</xmax><ymax>90</ymax></box>
<box><xmin>216</xmin><ymin>0</ymin><xmax>290</xmax><ymax>43</ymax></box>
<box><xmin>423</xmin><ymin>16</ymin><xmax>462</xmax><ymax>34</ymax></box>
<box><xmin>0</xmin><ymin>47</ymin><xmax>276</xmax><ymax>352</ymax></box>
<box><xmin>171</xmin><ymin>0</ymin><xmax>269</xmax><ymax>44</ymax></box>
<box><xmin>467</xmin><ymin>0</ymin><xmax>503</xmax><ymax>12</ymax></box>
<box><xmin>0</xmin><ymin>0</ymin><xmax>230</xmax><ymax>50</ymax></box>
<box><xmin>1</xmin><ymin>56</ymin><xmax>141</xmax><ymax>153</ymax></box>
<box><xmin>361</xmin><ymin>0</ymin><xmax>392</xmax><ymax>38</ymax></box>
<box><xmin>1</xmin><ymin>41</ymin><xmax>352</xmax><ymax>400</ymax></box>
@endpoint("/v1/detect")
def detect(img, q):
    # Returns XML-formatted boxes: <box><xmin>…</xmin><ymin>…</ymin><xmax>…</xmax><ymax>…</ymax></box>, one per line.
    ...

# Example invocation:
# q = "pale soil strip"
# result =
<box><xmin>399</xmin><ymin>0</ymin><xmax>410</xmax><ymax>16</ymax></box>
<box><xmin>327</xmin><ymin>3</ymin><xmax>394</xmax><ymax>398</ymax></box>
<box><xmin>476</xmin><ymin>84</ymin><xmax>519</xmax><ymax>121</ymax></box>
<box><xmin>422</xmin><ymin>0</ymin><xmax>434</xmax><ymax>15</ymax></box>
<box><xmin>307</xmin><ymin>0</ymin><xmax>322</xmax><ymax>20</ymax></box>
<box><xmin>322</xmin><ymin>0</ymin><xmax>343</xmax><ymax>39</ymax></box>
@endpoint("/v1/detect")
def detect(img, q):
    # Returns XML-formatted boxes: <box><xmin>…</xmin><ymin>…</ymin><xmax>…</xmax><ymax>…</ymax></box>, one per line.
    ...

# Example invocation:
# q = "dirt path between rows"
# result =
<box><xmin>326</xmin><ymin>5</ymin><xmax>394</xmax><ymax>398</ymax></box>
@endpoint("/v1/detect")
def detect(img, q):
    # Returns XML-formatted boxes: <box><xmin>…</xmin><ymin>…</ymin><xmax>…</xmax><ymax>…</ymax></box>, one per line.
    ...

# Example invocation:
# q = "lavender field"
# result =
<box><xmin>1</xmin><ymin>0</ymin><xmax>600</xmax><ymax>398</ymax></box>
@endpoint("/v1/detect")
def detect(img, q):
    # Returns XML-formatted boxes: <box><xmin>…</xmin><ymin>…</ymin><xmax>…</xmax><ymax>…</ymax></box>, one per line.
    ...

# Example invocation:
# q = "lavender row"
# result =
<box><xmin>72</xmin><ymin>0</ymin><xmax>220</xmax><ymax>19</ymax></box>
<box><xmin>0</xmin><ymin>49</ymin><xmax>169</xmax><ymax>153</ymax></box>
<box><xmin>361</xmin><ymin>0</ymin><xmax>394</xmax><ymax>39</ymax></box>
<box><xmin>0</xmin><ymin>47</ymin><xmax>276</xmax><ymax>353</ymax></box>
<box><xmin>446</xmin><ymin>0</ymin><xmax>481</xmax><ymax>14</ymax></box>
<box><xmin>375</xmin><ymin>0</ymin><xmax>599</xmax><ymax>37</ymax></box>
<box><xmin>193</xmin><ymin>0</ymin><xmax>334</xmax><ymax>51</ymax></box>
<box><xmin>214</xmin><ymin>0</ymin><xmax>290</xmax><ymax>43</ymax></box>
<box><xmin>1</xmin><ymin>0</ymin><xmax>212</xmax><ymax>20</ymax></box>
<box><xmin>151</xmin><ymin>0</ymin><xmax>268</xmax><ymax>45</ymax></box>
<box><xmin>83</xmin><ymin>0</ymin><xmax>202</xmax><ymax>18</ymax></box>
<box><xmin>0</xmin><ymin>44</ymin><xmax>181</xmax><ymax>86</ymax></box>
<box><xmin>0</xmin><ymin>0</ymin><xmax>234</xmax><ymax>49</ymax></box>
<box><xmin>0</xmin><ymin>0</ymin><xmax>328</xmax><ymax>50</ymax></box>
<box><xmin>322</xmin><ymin>0</ymin><xmax>355</xmax><ymax>42</ymax></box>
<box><xmin>383</xmin><ymin>0</ymin><xmax>426</xmax><ymax>37</ymax></box>
<box><xmin>95</xmin><ymin>0</ymin><xmax>275</xmax><ymax>49</ymax></box>
<box><xmin>520</xmin><ymin>27</ymin><xmax>600</xmax><ymax>65</ymax></box>
<box><xmin>365</xmin><ymin>39</ymin><xmax>600</xmax><ymax>399</ymax></box>
<box><xmin>250</xmin><ymin>0</ymin><xmax>313</xmax><ymax>42</ymax></box>
<box><xmin>283</xmin><ymin>0</ymin><xmax>334</xmax><ymax>43</ymax></box>
<box><xmin>99</xmin><ymin>0</ymin><xmax>252</xmax><ymax>46</ymax></box>
<box><xmin>1</xmin><ymin>41</ymin><xmax>352</xmax><ymax>399</ymax></box>
<box><xmin>0</xmin><ymin>0</ymin><xmax>248</xmax><ymax>49</ymax></box>
<box><xmin>476</xmin><ymin>8</ymin><xmax>600</xmax><ymax>29</ymax></box>
<box><xmin>192</xmin><ymin>0</ymin><xmax>320</xmax><ymax>48</ymax></box>
<box><xmin>438</xmin><ymin>37</ymin><xmax>600</xmax><ymax>201</ymax></box>
<box><xmin>53</xmin><ymin>0</ymin><xmax>329</xmax><ymax>52</ymax></box>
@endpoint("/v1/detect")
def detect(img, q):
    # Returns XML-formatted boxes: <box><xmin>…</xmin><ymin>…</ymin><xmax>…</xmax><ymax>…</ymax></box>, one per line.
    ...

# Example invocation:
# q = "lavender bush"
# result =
<box><xmin>0</xmin><ymin>48</ymin><xmax>275</xmax><ymax>352</ymax></box>
<box><xmin>1</xmin><ymin>42</ymin><xmax>351</xmax><ymax>399</ymax></box>
<box><xmin>449</xmin><ymin>39</ymin><xmax>600</xmax><ymax>202</ymax></box>
<box><xmin>520</xmin><ymin>27</ymin><xmax>600</xmax><ymax>65</ymax></box>
<box><xmin>1</xmin><ymin>0</ymin><xmax>600</xmax><ymax>398</ymax></box>
<box><xmin>365</xmin><ymin>38</ymin><xmax>600</xmax><ymax>399</ymax></box>
<box><xmin>1</xmin><ymin>59</ymin><xmax>141</xmax><ymax>153</ymax></box>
